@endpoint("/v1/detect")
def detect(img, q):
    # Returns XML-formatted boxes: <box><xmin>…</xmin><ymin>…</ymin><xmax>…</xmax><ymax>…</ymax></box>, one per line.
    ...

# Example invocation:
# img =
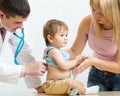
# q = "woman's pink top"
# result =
<box><xmin>88</xmin><ymin>21</ymin><xmax>117</xmax><ymax>61</ymax></box>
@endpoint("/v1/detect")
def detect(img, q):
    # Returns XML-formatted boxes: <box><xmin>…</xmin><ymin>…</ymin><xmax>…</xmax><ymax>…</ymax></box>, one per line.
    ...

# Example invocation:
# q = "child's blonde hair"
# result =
<box><xmin>90</xmin><ymin>0</ymin><xmax>120</xmax><ymax>44</ymax></box>
<box><xmin>43</xmin><ymin>19</ymin><xmax>68</xmax><ymax>46</ymax></box>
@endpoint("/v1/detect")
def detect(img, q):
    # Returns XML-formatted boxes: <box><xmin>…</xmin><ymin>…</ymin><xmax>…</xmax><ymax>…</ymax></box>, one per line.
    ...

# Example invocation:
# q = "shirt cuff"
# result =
<box><xmin>20</xmin><ymin>65</ymin><xmax>25</xmax><ymax>77</ymax></box>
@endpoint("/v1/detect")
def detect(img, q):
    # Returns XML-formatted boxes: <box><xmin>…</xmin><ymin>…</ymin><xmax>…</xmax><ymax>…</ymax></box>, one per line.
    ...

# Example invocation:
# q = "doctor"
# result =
<box><xmin>0</xmin><ymin>0</ymin><xmax>46</xmax><ymax>92</ymax></box>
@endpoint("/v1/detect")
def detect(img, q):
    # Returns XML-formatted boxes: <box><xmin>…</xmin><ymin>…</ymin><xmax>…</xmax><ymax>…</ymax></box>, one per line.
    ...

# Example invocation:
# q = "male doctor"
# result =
<box><xmin>0</xmin><ymin>0</ymin><xmax>46</xmax><ymax>92</ymax></box>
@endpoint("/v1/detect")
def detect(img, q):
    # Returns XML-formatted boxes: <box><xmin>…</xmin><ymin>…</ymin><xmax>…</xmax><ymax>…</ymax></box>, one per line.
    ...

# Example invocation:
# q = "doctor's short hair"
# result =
<box><xmin>43</xmin><ymin>19</ymin><xmax>69</xmax><ymax>46</ymax></box>
<box><xmin>0</xmin><ymin>0</ymin><xmax>30</xmax><ymax>18</ymax></box>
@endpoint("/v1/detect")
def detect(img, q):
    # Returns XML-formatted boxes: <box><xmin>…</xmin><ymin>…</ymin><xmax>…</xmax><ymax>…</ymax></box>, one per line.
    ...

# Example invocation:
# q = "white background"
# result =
<box><xmin>0</xmin><ymin>0</ymin><xmax>93</xmax><ymax>96</ymax></box>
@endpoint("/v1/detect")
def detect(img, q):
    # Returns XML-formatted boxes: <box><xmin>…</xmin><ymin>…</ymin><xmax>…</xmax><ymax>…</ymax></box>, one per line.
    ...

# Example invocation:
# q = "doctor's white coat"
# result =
<box><xmin>0</xmin><ymin>29</ymin><xmax>42</xmax><ymax>88</ymax></box>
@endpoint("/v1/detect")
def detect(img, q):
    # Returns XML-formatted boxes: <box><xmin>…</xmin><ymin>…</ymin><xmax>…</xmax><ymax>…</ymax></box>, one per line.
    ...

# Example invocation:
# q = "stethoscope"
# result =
<box><xmin>13</xmin><ymin>28</ymin><xmax>24</xmax><ymax>65</ymax></box>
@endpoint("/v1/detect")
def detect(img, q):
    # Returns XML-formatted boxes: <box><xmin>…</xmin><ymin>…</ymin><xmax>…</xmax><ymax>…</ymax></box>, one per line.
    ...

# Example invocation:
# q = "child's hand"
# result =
<box><xmin>75</xmin><ymin>55</ymin><xmax>84</xmax><ymax>64</ymax></box>
<box><xmin>74</xmin><ymin>55</ymin><xmax>96</xmax><ymax>74</ymax></box>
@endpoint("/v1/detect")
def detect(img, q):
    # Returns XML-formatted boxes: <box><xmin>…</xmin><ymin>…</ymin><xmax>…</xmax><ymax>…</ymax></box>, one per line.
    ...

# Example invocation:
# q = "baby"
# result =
<box><xmin>42</xmin><ymin>19</ymin><xmax>99</xmax><ymax>95</ymax></box>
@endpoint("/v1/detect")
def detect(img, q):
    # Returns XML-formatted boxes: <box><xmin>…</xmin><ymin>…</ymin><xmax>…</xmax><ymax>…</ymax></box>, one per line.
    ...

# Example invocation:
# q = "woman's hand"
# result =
<box><xmin>74</xmin><ymin>55</ymin><xmax>96</xmax><ymax>74</ymax></box>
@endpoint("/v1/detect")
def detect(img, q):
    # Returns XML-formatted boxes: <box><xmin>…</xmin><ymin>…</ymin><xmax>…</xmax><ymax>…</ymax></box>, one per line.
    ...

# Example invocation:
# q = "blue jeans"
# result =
<box><xmin>87</xmin><ymin>66</ymin><xmax>120</xmax><ymax>91</ymax></box>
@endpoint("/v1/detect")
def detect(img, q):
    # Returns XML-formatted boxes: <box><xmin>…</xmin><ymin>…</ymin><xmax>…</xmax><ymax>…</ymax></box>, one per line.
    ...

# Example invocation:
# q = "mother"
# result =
<box><xmin>68</xmin><ymin>0</ymin><xmax>120</xmax><ymax>91</ymax></box>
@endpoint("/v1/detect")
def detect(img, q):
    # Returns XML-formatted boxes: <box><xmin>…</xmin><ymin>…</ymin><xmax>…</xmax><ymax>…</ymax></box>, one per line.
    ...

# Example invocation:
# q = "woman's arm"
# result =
<box><xmin>67</xmin><ymin>15</ymin><xmax>91</xmax><ymax>59</ymax></box>
<box><xmin>75</xmin><ymin>45</ymin><xmax>120</xmax><ymax>74</ymax></box>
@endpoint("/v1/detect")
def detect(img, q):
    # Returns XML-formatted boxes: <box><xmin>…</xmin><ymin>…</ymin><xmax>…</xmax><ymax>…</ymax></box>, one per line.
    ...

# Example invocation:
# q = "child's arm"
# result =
<box><xmin>48</xmin><ymin>48</ymin><xmax>83</xmax><ymax>70</ymax></box>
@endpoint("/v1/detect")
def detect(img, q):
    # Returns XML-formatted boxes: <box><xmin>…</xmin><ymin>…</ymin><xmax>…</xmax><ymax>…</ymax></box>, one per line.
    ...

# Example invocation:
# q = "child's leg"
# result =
<box><xmin>71</xmin><ymin>78</ymin><xmax>86</xmax><ymax>94</ymax></box>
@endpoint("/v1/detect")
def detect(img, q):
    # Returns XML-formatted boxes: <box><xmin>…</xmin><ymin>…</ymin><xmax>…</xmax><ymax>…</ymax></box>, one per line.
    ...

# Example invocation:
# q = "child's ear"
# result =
<box><xmin>47</xmin><ymin>35</ymin><xmax>53</xmax><ymax>43</ymax></box>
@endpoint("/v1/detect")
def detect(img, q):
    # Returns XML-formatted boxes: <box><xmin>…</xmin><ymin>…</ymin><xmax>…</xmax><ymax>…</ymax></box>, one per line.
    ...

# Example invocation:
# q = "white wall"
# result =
<box><xmin>0</xmin><ymin>0</ymin><xmax>92</xmax><ymax>96</ymax></box>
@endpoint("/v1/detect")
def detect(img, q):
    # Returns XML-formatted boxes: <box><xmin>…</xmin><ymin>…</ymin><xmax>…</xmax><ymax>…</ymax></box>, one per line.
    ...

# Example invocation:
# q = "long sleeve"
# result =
<box><xmin>8</xmin><ymin>29</ymin><xmax>42</xmax><ymax>88</ymax></box>
<box><xmin>0</xmin><ymin>62</ymin><xmax>22</xmax><ymax>84</ymax></box>
<box><xmin>0</xmin><ymin>30</ymin><xmax>23</xmax><ymax>84</ymax></box>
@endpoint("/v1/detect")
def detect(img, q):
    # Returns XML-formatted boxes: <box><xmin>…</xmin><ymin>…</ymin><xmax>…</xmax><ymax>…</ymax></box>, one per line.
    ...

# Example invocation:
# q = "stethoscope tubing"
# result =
<box><xmin>14</xmin><ymin>28</ymin><xmax>24</xmax><ymax>65</ymax></box>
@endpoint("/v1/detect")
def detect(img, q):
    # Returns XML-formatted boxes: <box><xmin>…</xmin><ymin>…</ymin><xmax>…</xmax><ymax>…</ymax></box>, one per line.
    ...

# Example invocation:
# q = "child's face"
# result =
<box><xmin>50</xmin><ymin>29</ymin><xmax>68</xmax><ymax>48</ymax></box>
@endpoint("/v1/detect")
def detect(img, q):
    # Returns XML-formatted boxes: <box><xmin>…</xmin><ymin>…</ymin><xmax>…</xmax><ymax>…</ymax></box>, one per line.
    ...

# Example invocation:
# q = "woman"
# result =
<box><xmin>68</xmin><ymin>0</ymin><xmax>120</xmax><ymax>91</ymax></box>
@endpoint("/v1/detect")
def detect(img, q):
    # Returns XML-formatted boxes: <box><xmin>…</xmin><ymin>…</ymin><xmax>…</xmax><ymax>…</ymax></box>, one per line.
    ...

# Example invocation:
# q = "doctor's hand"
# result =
<box><xmin>24</xmin><ymin>62</ymin><xmax>47</xmax><ymax>76</ymax></box>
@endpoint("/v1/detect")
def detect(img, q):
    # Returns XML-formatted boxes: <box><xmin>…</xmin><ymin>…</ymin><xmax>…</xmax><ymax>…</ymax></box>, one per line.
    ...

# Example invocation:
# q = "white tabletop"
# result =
<box><xmin>37</xmin><ymin>91</ymin><xmax>120</xmax><ymax>96</ymax></box>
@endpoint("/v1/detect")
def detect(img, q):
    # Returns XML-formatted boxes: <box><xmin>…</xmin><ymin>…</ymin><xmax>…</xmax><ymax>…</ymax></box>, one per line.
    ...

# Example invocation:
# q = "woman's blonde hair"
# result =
<box><xmin>90</xmin><ymin>0</ymin><xmax>120</xmax><ymax>44</ymax></box>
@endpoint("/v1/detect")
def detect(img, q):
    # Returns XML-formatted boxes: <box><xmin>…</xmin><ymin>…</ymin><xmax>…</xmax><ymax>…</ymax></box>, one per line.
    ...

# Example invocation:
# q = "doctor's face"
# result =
<box><xmin>0</xmin><ymin>11</ymin><xmax>27</xmax><ymax>32</ymax></box>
